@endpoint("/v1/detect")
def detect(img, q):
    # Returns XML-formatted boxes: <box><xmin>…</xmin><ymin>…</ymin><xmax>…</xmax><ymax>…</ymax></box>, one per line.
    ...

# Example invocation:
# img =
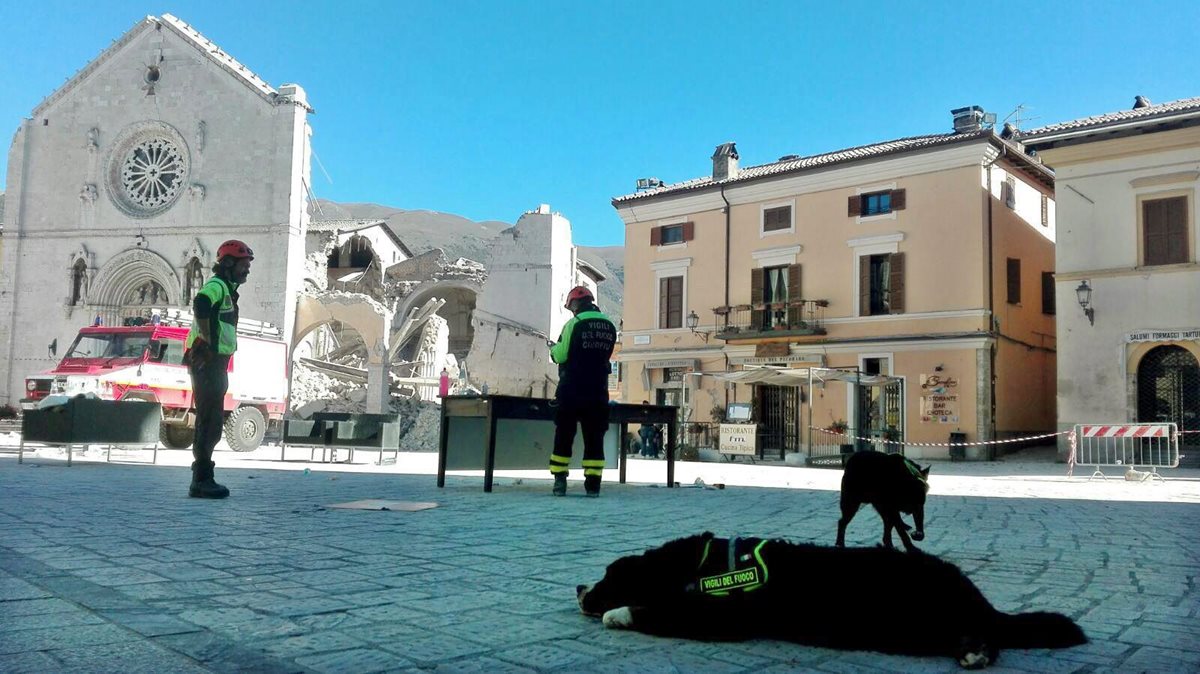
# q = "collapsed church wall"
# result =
<box><xmin>0</xmin><ymin>15</ymin><xmax>311</xmax><ymax>405</ymax></box>
<box><xmin>0</xmin><ymin>15</ymin><xmax>612</xmax><ymax>437</ymax></box>
<box><xmin>464</xmin><ymin>205</ymin><xmax>590</xmax><ymax>397</ymax></box>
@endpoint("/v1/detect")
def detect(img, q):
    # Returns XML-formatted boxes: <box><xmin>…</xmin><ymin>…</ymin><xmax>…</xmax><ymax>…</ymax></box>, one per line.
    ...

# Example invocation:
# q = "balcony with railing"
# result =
<box><xmin>711</xmin><ymin>299</ymin><xmax>828</xmax><ymax>339</ymax></box>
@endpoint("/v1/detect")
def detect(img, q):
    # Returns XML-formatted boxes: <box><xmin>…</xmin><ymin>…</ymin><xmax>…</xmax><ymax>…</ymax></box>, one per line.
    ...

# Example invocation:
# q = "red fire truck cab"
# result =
<box><xmin>23</xmin><ymin>323</ymin><xmax>288</xmax><ymax>452</ymax></box>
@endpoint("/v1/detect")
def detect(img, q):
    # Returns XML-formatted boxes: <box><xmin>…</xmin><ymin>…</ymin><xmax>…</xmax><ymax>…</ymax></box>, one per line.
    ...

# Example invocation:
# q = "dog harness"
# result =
<box><xmin>902</xmin><ymin>457</ymin><xmax>927</xmax><ymax>483</ymax></box>
<box><xmin>693</xmin><ymin>537</ymin><xmax>769</xmax><ymax>596</ymax></box>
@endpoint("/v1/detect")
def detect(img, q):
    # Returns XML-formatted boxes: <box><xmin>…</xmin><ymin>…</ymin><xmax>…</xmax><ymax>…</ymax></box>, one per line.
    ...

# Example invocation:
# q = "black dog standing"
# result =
<box><xmin>837</xmin><ymin>451</ymin><xmax>930</xmax><ymax>551</ymax></box>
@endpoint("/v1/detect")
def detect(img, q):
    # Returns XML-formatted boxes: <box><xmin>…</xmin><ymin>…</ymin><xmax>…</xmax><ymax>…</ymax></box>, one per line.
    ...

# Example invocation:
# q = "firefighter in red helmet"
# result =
<box><xmin>182</xmin><ymin>240</ymin><xmax>254</xmax><ymax>498</ymax></box>
<box><xmin>547</xmin><ymin>285</ymin><xmax>617</xmax><ymax>496</ymax></box>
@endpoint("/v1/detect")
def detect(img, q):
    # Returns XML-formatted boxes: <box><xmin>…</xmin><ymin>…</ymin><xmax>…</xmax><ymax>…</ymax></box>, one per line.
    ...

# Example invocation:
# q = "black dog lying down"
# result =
<box><xmin>577</xmin><ymin>533</ymin><xmax>1086</xmax><ymax>670</ymax></box>
<box><xmin>838</xmin><ymin>450</ymin><xmax>930</xmax><ymax>551</ymax></box>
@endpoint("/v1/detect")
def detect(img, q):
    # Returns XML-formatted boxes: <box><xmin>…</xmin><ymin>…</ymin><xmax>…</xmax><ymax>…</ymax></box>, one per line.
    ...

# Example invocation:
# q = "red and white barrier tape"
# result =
<box><xmin>810</xmin><ymin>428</ymin><xmax>1072</xmax><ymax>448</ymax></box>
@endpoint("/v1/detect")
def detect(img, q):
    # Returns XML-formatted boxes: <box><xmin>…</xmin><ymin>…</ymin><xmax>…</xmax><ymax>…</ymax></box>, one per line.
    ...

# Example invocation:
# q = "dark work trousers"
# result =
<box><xmin>550</xmin><ymin>401</ymin><xmax>609</xmax><ymax>476</ymax></box>
<box><xmin>189</xmin><ymin>354</ymin><xmax>230</xmax><ymax>482</ymax></box>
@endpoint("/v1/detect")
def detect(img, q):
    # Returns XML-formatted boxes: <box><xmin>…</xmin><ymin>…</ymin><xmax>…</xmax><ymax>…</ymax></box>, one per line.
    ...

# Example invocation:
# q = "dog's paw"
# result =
<box><xmin>956</xmin><ymin>638</ymin><xmax>996</xmax><ymax>670</ymax></box>
<box><xmin>956</xmin><ymin>649</ymin><xmax>992</xmax><ymax>670</ymax></box>
<box><xmin>910</xmin><ymin>531</ymin><xmax>925</xmax><ymax>541</ymax></box>
<box><xmin>602</xmin><ymin>607</ymin><xmax>634</xmax><ymax>629</ymax></box>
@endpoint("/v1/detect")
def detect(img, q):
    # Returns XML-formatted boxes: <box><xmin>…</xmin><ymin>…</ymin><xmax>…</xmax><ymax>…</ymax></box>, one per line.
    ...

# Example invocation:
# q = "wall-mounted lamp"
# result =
<box><xmin>685</xmin><ymin>310</ymin><xmax>710</xmax><ymax>343</ymax></box>
<box><xmin>1075</xmin><ymin>280</ymin><xmax>1094</xmax><ymax>326</ymax></box>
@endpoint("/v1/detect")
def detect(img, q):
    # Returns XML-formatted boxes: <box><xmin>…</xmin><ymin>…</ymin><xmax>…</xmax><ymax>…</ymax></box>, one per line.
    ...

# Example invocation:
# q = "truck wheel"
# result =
<box><xmin>223</xmin><ymin>406</ymin><xmax>265</xmax><ymax>452</ymax></box>
<box><xmin>159</xmin><ymin>424</ymin><xmax>193</xmax><ymax>450</ymax></box>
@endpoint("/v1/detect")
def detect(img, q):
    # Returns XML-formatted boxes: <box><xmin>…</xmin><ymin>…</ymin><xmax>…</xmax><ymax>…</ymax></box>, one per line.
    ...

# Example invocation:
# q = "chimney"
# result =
<box><xmin>1133</xmin><ymin>95</ymin><xmax>1152</xmax><ymax>109</ymax></box>
<box><xmin>712</xmin><ymin>142</ymin><xmax>739</xmax><ymax>181</ymax></box>
<box><xmin>951</xmin><ymin>106</ymin><xmax>985</xmax><ymax>134</ymax></box>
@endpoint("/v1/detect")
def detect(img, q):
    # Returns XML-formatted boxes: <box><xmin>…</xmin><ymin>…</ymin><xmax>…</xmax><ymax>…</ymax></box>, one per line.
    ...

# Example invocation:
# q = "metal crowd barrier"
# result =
<box><xmin>1071</xmin><ymin>423</ymin><xmax>1179</xmax><ymax>482</ymax></box>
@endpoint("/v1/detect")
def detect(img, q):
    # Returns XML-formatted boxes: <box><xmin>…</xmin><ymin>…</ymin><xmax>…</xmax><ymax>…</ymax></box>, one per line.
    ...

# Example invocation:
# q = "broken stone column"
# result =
<box><xmin>365</xmin><ymin>344</ymin><xmax>390</xmax><ymax>414</ymax></box>
<box><xmin>415</xmin><ymin>315</ymin><xmax>449</xmax><ymax>402</ymax></box>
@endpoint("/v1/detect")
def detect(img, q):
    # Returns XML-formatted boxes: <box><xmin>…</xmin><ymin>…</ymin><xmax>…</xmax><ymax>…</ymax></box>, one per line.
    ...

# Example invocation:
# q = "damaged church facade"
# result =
<box><xmin>0</xmin><ymin>14</ymin><xmax>601</xmax><ymax>416</ymax></box>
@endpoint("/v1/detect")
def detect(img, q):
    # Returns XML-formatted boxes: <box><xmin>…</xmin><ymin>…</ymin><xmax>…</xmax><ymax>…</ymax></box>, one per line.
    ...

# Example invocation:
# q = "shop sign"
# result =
<box><xmin>920</xmin><ymin>393</ymin><xmax>959</xmax><ymax>424</ymax></box>
<box><xmin>730</xmin><ymin>354</ymin><xmax>824</xmax><ymax>366</ymax></box>
<box><xmin>645</xmin><ymin>358</ymin><xmax>697</xmax><ymax>369</ymax></box>
<box><xmin>719</xmin><ymin>423</ymin><xmax>758</xmax><ymax>455</ymax></box>
<box><xmin>1126</xmin><ymin>329</ymin><xmax>1200</xmax><ymax>343</ymax></box>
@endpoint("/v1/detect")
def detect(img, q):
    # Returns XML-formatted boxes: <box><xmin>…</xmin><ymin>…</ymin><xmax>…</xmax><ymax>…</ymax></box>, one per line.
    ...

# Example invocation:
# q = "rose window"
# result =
<box><xmin>104</xmin><ymin>122</ymin><xmax>191</xmax><ymax>217</ymax></box>
<box><xmin>120</xmin><ymin>138</ymin><xmax>187</xmax><ymax>209</ymax></box>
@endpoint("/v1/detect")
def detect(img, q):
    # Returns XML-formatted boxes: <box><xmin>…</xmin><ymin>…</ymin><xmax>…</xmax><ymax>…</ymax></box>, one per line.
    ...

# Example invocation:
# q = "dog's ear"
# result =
<box><xmin>921</xmin><ymin>465</ymin><xmax>931</xmax><ymax>478</ymax></box>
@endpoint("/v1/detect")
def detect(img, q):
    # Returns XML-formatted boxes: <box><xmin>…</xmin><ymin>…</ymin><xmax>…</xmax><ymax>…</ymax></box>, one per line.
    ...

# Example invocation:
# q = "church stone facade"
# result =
<box><xmin>0</xmin><ymin>14</ymin><xmax>312</xmax><ymax>405</ymax></box>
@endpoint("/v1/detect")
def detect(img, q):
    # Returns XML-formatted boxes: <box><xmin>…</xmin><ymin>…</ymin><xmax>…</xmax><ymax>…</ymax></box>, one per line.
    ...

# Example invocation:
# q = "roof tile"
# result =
<box><xmin>1016</xmin><ymin>96</ymin><xmax>1200</xmax><ymax>139</ymax></box>
<box><xmin>613</xmin><ymin>130</ymin><xmax>990</xmax><ymax>203</ymax></box>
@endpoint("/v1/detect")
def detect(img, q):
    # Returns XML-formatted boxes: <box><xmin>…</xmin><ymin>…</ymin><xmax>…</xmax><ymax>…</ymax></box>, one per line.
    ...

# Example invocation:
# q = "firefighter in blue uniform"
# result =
<box><xmin>183</xmin><ymin>239</ymin><xmax>253</xmax><ymax>499</ymax></box>
<box><xmin>548</xmin><ymin>286</ymin><xmax>617</xmax><ymax>497</ymax></box>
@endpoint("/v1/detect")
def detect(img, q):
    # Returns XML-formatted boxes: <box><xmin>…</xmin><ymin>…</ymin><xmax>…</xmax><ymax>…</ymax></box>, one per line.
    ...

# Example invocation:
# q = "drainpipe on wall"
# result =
<box><xmin>983</xmin><ymin>143</ymin><xmax>1008</xmax><ymax>451</ymax></box>
<box><xmin>721</xmin><ymin>183</ymin><xmax>732</xmax><ymax>407</ymax></box>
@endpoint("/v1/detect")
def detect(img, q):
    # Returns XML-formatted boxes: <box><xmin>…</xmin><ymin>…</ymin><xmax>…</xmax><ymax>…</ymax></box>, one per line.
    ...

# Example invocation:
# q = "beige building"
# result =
<box><xmin>1016</xmin><ymin>96</ymin><xmax>1200</xmax><ymax>464</ymax></box>
<box><xmin>614</xmin><ymin>108</ymin><xmax>1057</xmax><ymax>460</ymax></box>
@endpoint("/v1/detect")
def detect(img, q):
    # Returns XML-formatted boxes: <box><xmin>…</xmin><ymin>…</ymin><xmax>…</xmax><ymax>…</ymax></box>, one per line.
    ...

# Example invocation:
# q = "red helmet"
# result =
<box><xmin>217</xmin><ymin>240</ymin><xmax>254</xmax><ymax>260</ymax></box>
<box><xmin>565</xmin><ymin>285</ymin><xmax>594</xmax><ymax>309</ymax></box>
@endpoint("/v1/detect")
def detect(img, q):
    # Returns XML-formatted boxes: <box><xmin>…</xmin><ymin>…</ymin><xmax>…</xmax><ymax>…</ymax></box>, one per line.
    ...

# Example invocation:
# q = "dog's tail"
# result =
<box><xmin>995</xmin><ymin>611</ymin><xmax>1087</xmax><ymax>649</ymax></box>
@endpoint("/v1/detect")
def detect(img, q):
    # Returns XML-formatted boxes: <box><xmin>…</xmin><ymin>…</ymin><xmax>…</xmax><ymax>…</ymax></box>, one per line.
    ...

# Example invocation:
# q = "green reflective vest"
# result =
<box><xmin>184</xmin><ymin>277</ymin><xmax>239</xmax><ymax>355</ymax></box>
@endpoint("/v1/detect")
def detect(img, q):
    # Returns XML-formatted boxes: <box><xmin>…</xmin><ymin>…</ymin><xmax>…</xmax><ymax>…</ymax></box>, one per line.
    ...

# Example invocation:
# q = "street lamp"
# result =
<box><xmin>1075</xmin><ymin>280</ymin><xmax>1094</xmax><ymax>326</ymax></box>
<box><xmin>686</xmin><ymin>310</ymin><xmax>710</xmax><ymax>343</ymax></box>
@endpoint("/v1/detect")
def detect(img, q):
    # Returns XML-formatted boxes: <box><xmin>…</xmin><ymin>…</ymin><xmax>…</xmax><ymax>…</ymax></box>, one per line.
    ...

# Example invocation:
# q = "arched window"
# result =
<box><xmin>328</xmin><ymin>235</ymin><xmax>376</xmax><ymax>269</ymax></box>
<box><xmin>1137</xmin><ymin>345</ymin><xmax>1200</xmax><ymax>438</ymax></box>
<box><xmin>70</xmin><ymin>259</ymin><xmax>88</xmax><ymax>305</ymax></box>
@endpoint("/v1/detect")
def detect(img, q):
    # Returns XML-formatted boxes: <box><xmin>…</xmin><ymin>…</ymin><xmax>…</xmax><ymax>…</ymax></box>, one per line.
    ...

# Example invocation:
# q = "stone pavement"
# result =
<box><xmin>1</xmin><ymin>443</ymin><xmax>1198</xmax><ymax>673</ymax></box>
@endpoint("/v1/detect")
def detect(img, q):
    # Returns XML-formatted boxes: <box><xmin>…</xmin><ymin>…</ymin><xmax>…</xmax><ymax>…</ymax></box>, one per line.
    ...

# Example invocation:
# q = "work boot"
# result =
<box><xmin>188</xmin><ymin>478</ymin><xmax>230</xmax><ymax>499</ymax></box>
<box><xmin>552</xmin><ymin>473</ymin><xmax>567</xmax><ymax>497</ymax></box>
<box><xmin>584</xmin><ymin>475</ymin><xmax>601</xmax><ymax>498</ymax></box>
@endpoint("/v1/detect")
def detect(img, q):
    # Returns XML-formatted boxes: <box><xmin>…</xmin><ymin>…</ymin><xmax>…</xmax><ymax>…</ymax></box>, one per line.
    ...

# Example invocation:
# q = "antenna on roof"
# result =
<box><xmin>1002</xmin><ymin>104</ymin><xmax>1039</xmax><ymax>131</ymax></box>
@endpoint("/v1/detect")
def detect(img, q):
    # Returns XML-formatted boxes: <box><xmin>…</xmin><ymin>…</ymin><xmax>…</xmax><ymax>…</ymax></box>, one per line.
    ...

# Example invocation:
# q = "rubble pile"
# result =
<box><xmin>288</xmin><ymin>361</ymin><xmax>441</xmax><ymax>451</ymax></box>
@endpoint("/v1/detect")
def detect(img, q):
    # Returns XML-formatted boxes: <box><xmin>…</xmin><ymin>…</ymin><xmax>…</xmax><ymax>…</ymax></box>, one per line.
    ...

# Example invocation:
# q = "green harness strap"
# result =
<box><xmin>696</xmin><ymin>537</ymin><xmax>769</xmax><ymax>596</ymax></box>
<box><xmin>902</xmin><ymin>457</ymin><xmax>927</xmax><ymax>483</ymax></box>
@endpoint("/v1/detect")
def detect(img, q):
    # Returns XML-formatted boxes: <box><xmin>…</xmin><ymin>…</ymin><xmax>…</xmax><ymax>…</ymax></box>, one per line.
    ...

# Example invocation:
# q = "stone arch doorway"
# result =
<box><xmin>396</xmin><ymin>280</ymin><xmax>478</xmax><ymax>361</ymax></box>
<box><xmin>1136</xmin><ymin>345</ymin><xmax>1200</xmax><ymax>444</ymax></box>
<box><xmin>293</xmin><ymin>294</ymin><xmax>392</xmax><ymax>412</ymax></box>
<box><xmin>88</xmin><ymin>248</ymin><xmax>182</xmax><ymax>326</ymax></box>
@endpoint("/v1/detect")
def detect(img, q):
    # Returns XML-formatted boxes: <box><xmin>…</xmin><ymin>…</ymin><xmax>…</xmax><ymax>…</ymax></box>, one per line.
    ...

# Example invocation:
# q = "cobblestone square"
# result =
<box><xmin>1</xmin><ymin>447</ymin><xmax>1197</xmax><ymax>672</ymax></box>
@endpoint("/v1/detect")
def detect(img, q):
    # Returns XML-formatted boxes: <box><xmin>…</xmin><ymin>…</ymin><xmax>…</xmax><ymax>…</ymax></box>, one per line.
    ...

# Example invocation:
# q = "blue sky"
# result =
<box><xmin>1</xmin><ymin>1</ymin><xmax>1196</xmax><ymax>247</ymax></box>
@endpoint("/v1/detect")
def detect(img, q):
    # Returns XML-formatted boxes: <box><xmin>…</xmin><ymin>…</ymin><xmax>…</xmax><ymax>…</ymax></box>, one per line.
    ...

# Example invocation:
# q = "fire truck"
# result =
<box><xmin>23</xmin><ymin>311</ymin><xmax>288</xmax><ymax>452</ymax></box>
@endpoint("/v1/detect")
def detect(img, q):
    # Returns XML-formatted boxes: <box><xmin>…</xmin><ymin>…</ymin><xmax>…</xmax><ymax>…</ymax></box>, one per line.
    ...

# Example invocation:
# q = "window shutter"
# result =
<box><xmin>751</xmin><ymin>268</ymin><xmax>765</xmax><ymax>328</ymax></box>
<box><xmin>763</xmin><ymin>206</ymin><xmax>791</xmax><ymax>232</ymax></box>
<box><xmin>1006</xmin><ymin>258</ymin><xmax>1021</xmax><ymax>304</ymax></box>
<box><xmin>658</xmin><ymin>277</ymin><xmax>669</xmax><ymax>328</ymax></box>
<box><xmin>858</xmin><ymin>257</ymin><xmax>871</xmax><ymax>315</ymax></box>
<box><xmin>1157</xmin><ymin>197</ymin><xmax>1188</xmax><ymax>264</ymax></box>
<box><xmin>1041</xmin><ymin>271</ymin><xmax>1055</xmax><ymax>315</ymax></box>
<box><xmin>888</xmin><ymin>252</ymin><xmax>905</xmax><ymax>314</ymax></box>
<box><xmin>667</xmin><ymin>277</ymin><xmax>683</xmax><ymax>328</ymax></box>
<box><xmin>890</xmin><ymin>188</ymin><xmax>906</xmax><ymax>211</ymax></box>
<box><xmin>787</xmin><ymin>264</ymin><xmax>802</xmax><ymax>325</ymax></box>
<box><xmin>682</xmin><ymin>221</ymin><xmax>695</xmax><ymax>242</ymax></box>
<box><xmin>848</xmin><ymin>195</ymin><xmax>861</xmax><ymax>217</ymax></box>
<box><xmin>650</xmin><ymin>226</ymin><xmax>662</xmax><ymax>246</ymax></box>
